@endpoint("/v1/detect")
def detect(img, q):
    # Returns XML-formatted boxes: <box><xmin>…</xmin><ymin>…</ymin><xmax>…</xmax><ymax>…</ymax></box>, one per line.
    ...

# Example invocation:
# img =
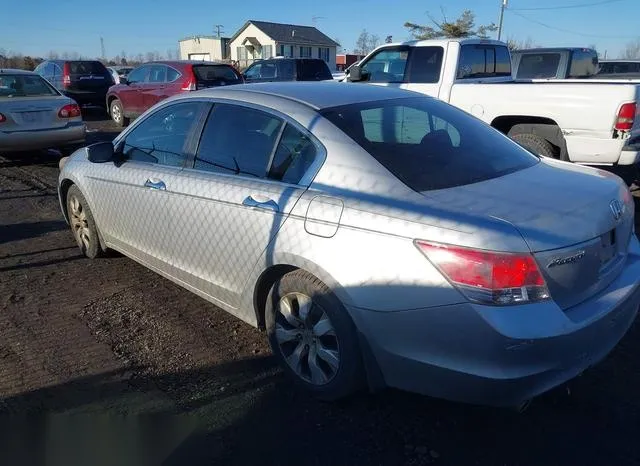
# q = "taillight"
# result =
<box><xmin>0</xmin><ymin>113</ymin><xmax>6</xmax><ymax>123</ymax></box>
<box><xmin>181</xmin><ymin>69</ymin><xmax>196</xmax><ymax>91</ymax></box>
<box><xmin>415</xmin><ymin>240</ymin><xmax>550</xmax><ymax>305</ymax></box>
<box><xmin>615</xmin><ymin>102</ymin><xmax>636</xmax><ymax>131</ymax></box>
<box><xmin>58</xmin><ymin>103</ymin><xmax>81</xmax><ymax>118</ymax></box>
<box><xmin>63</xmin><ymin>62</ymin><xmax>71</xmax><ymax>87</ymax></box>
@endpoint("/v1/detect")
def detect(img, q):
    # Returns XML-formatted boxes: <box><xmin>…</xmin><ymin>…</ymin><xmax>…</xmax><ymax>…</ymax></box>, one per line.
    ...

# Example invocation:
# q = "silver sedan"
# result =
<box><xmin>0</xmin><ymin>69</ymin><xmax>85</xmax><ymax>153</ymax></box>
<box><xmin>58</xmin><ymin>83</ymin><xmax>640</xmax><ymax>407</ymax></box>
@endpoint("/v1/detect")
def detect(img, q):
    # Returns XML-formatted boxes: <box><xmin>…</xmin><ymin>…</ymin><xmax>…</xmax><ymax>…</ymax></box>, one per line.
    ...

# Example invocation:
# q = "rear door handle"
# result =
<box><xmin>144</xmin><ymin>178</ymin><xmax>166</xmax><ymax>190</ymax></box>
<box><xmin>243</xmin><ymin>195</ymin><xmax>279</xmax><ymax>212</ymax></box>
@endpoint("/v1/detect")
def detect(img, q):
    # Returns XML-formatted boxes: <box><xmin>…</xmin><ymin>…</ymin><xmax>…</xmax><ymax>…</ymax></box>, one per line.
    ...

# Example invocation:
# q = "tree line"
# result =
<box><xmin>0</xmin><ymin>48</ymin><xmax>180</xmax><ymax>71</ymax></box>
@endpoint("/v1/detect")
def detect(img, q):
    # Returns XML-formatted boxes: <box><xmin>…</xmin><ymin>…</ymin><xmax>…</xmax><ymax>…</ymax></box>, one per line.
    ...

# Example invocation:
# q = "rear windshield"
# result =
<box><xmin>516</xmin><ymin>53</ymin><xmax>561</xmax><ymax>79</ymax></box>
<box><xmin>0</xmin><ymin>74</ymin><xmax>58</xmax><ymax>98</ymax></box>
<box><xmin>299</xmin><ymin>60</ymin><xmax>332</xmax><ymax>80</ymax></box>
<box><xmin>68</xmin><ymin>61</ymin><xmax>109</xmax><ymax>75</ymax></box>
<box><xmin>321</xmin><ymin>97</ymin><xmax>538</xmax><ymax>191</ymax></box>
<box><xmin>193</xmin><ymin>65</ymin><xmax>242</xmax><ymax>84</ymax></box>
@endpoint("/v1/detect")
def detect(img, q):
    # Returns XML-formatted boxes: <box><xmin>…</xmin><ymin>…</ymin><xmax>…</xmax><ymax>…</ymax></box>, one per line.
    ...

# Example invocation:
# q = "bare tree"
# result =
<box><xmin>135</xmin><ymin>53</ymin><xmax>144</xmax><ymax>64</ymax></box>
<box><xmin>145</xmin><ymin>51</ymin><xmax>155</xmax><ymax>63</ymax></box>
<box><xmin>405</xmin><ymin>9</ymin><xmax>497</xmax><ymax>40</ymax></box>
<box><xmin>47</xmin><ymin>51</ymin><xmax>59</xmax><ymax>60</ymax></box>
<box><xmin>622</xmin><ymin>38</ymin><xmax>640</xmax><ymax>59</ymax></box>
<box><xmin>354</xmin><ymin>30</ymin><xmax>380</xmax><ymax>55</ymax></box>
<box><xmin>166</xmin><ymin>49</ymin><xmax>175</xmax><ymax>60</ymax></box>
<box><xmin>506</xmin><ymin>36</ymin><xmax>536</xmax><ymax>52</ymax></box>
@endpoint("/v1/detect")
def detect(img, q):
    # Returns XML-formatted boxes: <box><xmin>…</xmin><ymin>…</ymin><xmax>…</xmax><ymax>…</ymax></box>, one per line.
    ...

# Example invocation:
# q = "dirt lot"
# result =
<box><xmin>2</xmin><ymin>113</ymin><xmax>640</xmax><ymax>465</ymax></box>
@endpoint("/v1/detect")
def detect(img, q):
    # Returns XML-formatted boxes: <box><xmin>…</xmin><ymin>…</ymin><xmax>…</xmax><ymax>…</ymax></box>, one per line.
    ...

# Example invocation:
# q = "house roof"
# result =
<box><xmin>230</xmin><ymin>20</ymin><xmax>339</xmax><ymax>47</ymax></box>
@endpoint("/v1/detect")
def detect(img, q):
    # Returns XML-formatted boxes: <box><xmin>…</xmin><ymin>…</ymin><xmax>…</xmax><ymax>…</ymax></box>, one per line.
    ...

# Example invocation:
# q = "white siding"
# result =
<box><xmin>229</xmin><ymin>23</ymin><xmax>277</xmax><ymax>63</ymax></box>
<box><xmin>179</xmin><ymin>37</ymin><xmax>226</xmax><ymax>61</ymax></box>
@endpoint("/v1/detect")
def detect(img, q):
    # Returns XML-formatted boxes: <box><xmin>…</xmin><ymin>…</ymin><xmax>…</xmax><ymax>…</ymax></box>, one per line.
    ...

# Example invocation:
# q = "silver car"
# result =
<box><xmin>0</xmin><ymin>69</ymin><xmax>85</xmax><ymax>152</ymax></box>
<box><xmin>58</xmin><ymin>83</ymin><xmax>640</xmax><ymax>407</ymax></box>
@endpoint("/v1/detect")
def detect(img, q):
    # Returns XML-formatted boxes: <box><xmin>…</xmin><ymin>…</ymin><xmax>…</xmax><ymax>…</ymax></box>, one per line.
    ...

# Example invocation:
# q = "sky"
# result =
<box><xmin>1</xmin><ymin>0</ymin><xmax>639</xmax><ymax>60</ymax></box>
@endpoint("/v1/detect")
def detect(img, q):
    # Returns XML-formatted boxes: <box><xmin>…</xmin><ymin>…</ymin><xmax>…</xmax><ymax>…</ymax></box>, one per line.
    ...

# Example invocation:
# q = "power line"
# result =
<box><xmin>510</xmin><ymin>0</ymin><xmax>625</xmax><ymax>11</ymax></box>
<box><xmin>506</xmin><ymin>9</ymin><xmax>637</xmax><ymax>38</ymax></box>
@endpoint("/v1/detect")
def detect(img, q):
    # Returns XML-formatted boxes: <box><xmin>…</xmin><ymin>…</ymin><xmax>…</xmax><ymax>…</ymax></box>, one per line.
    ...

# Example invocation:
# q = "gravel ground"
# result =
<box><xmin>1</xmin><ymin>111</ymin><xmax>640</xmax><ymax>466</ymax></box>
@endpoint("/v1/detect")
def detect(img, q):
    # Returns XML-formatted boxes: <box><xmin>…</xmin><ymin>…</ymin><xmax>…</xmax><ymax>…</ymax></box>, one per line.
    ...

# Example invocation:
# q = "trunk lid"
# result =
<box><xmin>0</xmin><ymin>96</ymin><xmax>71</xmax><ymax>130</ymax></box>
<box><xmin>422</xmin><ymin>160</ymin><xmax>635</xmax><ymax>309</ymax></box>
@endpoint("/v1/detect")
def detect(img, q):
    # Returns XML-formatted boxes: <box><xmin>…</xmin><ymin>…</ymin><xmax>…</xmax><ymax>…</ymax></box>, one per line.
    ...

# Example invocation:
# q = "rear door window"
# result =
<box><xmin>276</xmin><ymin>60</ymin><xmax>296</xmax><ymax>80</ymax></box>
<box><xmin>322</xmin><ymin>97</ymin><xmax>538</xmax><ymax>191</ymax></box>
<box><xmin>194</xmin><ymin>104</ymin><xmax>283</xmax><ymax>178</ymax></box>
<box><xmin>406</xmin><ymin>46</ymin><xmax>444</xmax><ymax>83</ymax></box>
<box><xmin>269</xmin><ymin>124</ymin><xmax>318</xmax><ymax>184</ymax></box>
<box><xmin>457</xmin><ymin>45</ymin><xmax>512</xmax><ymax>79</ymax></box>
<box><xmin>148</xmin><ymin>65</ymin><xmax>167</xmax><ymax>83</ymax></box>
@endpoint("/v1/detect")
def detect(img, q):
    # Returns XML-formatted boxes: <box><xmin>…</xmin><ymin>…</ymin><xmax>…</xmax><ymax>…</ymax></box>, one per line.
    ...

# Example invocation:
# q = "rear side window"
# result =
<box><xmin>269</xmin><ymin>124</ymin><xmax>317</xmax><ymax>184</ymax></box>
<box><xmin>299</xmin><ymin>60</ymin><xmax>332</xmax><ymax>81</ymax></box>
<box><xmin>148</xmin><ymin>65</ymin><xmax>167</xmax><ymax>83</ymax></box>
<box><xmin>568</xmin><ymin>50</ymin><xmax>598</xmax><ymax>78</ymax></box>
<box><xmin>276</xmin><ymin>60</ymin><xmax>296</xmax><ymax>80</ymax></box>
<box><xmin>322</xmin><ymin>97</ymin><xmax>538</xmax><ymax>191</ymax></box>
<box><xmin>457</xmin><ymin>45</ymin><xmax>511</xmax><ymax>79</ymax></box>
<box><xmin>516</xmin><ymin>53</ymin><xmax>561</xmax><ymax>79</ymax></box>
<box><xmin>68</xmin><ymin>61</ymin><xmax>108</xmax><ymax>75</ymax></box>
<box><xmin>192</xmin><ymin>65</ymin><xmax>242</xmax><ymax>86</ymax></box>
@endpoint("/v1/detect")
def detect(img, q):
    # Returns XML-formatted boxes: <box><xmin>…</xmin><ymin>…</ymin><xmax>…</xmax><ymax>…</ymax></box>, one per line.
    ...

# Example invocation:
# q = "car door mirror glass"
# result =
<box><xmin>347</xmin><ymin>65</ymin><xmax>363</xmax><ymax>81</ymax></box>
<box><xmin>87</xmin><ymin>142</ymin><xmax>115</xmax><ymax>163</ymax></box>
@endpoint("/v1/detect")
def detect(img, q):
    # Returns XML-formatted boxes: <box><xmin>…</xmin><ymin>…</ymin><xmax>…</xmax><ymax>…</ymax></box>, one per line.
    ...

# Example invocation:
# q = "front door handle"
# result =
<box><xmin>144</xmin><ymin>179</ymin><xmax>166</xmax><ymax>190</ymax></box>
<box><xmin>243</xmin><ymin>195</ymin><xmax>279</xmax><ymax>212</ymax></box>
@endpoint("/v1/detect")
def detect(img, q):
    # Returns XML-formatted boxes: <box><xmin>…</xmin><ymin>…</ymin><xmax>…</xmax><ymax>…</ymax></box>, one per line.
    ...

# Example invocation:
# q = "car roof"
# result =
<box><xmin>382</xmin><ymin>38</ymin><xmax>507</xmax><ymax>49</ymax></box>
<box><xmin>149</xmin><ymin>60</ymin><xmax>231</xmax><ymax>66</ymax></box>
<box><xmin>513</xmin><ymin>47</ymin><xmax>595</xmax><ymax>53</ymax></box>
<box><xmin>600</xmin><ymin>59</ymin><xmax>640</xmax><ymax>63</ymax></box>
<box><xmin>0</xmin><ymin>68</ymin><xmax>38</xmax><ymax>75</ymax></box>
<box><xmin>192</xmin><ymin>82</ymin><xmax>423</xmax><ymax>110</ymax></box>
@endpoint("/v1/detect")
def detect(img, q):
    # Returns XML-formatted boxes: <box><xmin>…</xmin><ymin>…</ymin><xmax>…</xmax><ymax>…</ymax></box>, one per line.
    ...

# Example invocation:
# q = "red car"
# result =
<box><xmin>105</xmin><ymin>60</ymin><xmax>243</xmax><ymax>127</ymax></box>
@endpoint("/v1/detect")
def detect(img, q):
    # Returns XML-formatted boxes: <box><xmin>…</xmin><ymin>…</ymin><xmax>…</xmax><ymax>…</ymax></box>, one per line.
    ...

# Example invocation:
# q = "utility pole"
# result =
<box><xmin>100</xmin><ymin>37</ymin><xmax>106</xmax><ymax>61</ymax></box>
<box><xmin>497</xmin><ymin>0</ymin><xmax>508</xmax><ymax>41</ymax></box>
<box><xmin>214</xmin><ymin>25</ymin><xmax>224</xmax><ymax>38</ymax></box>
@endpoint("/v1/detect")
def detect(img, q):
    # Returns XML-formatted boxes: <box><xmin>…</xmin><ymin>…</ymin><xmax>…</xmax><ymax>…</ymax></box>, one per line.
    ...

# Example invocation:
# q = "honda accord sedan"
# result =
<box><xmin>58</xmin><ymin>83</ymin><xmax>640</xmax><ymax>407</ymax></box>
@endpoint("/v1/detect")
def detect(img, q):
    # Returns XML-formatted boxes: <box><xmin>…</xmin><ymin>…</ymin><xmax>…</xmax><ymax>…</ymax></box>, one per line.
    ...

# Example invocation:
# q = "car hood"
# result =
<box><xmin>421</xmin><ymin>159</ymin><xmax>628</xmax><ymax>252</ymax></box>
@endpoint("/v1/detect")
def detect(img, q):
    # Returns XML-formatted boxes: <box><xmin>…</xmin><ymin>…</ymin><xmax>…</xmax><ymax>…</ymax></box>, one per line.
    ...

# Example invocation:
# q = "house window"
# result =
<box><xmin>278</xmin><ymin>44</ymin><xmax>285</xmax><ymax>56</ymax></box>
<box><xmin>237</xmin><ymin>47</ymin><xmax>248</xmax><ymax>60</ymax></box>
<box><xmin>318</xmin><ymin>48</ymin><xmax>330</xmax><ymax>62</ymax></box>
<box><xmin>300</xmin><ymin>46</ymin><xmax>312</xmax><ymax>58</ymax></box>
<box><xmin>263</xmin><ymin>45</ymin><xmax>273</xmax><ymax>59</ymax></box>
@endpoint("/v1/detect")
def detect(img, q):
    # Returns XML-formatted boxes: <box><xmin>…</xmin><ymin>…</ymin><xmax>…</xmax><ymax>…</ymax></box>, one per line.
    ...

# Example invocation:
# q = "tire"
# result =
<box><xmin>509</xmin><ymin>132</ymin><xmax>556</xmax><ymax>158</ymax></box>
<box><xmin>265</xmin><ymin>270</ymin><xmax>363</xmax><ymax>400</ymax></box>
<box><xmin>109</xmin><ymin>99</ymin><xmax>129</xmax><ymax>127</ymax></box>
<box><xmin>66</xmin><ymin>185</ymin><xmax>103</xmax><ymax>259</ymax></box>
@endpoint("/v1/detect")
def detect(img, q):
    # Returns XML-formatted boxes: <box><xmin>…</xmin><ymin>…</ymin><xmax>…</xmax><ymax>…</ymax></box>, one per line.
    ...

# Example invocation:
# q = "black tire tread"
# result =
<box><xmin>510</xmin><ymin>132</ymin><xmax>556</xmax><ymax>158</ymax></box>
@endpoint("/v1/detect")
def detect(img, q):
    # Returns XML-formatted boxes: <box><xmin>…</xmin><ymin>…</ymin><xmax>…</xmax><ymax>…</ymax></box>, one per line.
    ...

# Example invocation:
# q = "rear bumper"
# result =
<box><xmin>63</xmin><ymin>90</ymin><xmax>107</xmax><ymax>106</ymax></box>
<box><xmin>0</xmin><ymin>121</ymin><xmax>86</xmax><ymax>152</ymax></box>
<box><xmin>619</xmin><ymin>146</ymin><xmax>640</xmax><ymax>166</ymax></box>
<box><xmin>353</xmin><ymin>242</ymin><xmax>640</xmax><ymax>407</ymax></box>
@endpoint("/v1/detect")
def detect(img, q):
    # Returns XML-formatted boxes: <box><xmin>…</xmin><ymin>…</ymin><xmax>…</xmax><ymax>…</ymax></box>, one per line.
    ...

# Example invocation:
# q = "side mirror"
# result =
<box><xmin>121</xmin><ymin>77</ymin><xmax>130</xmax><ymax>85</ymax></box>
<box><xmin>347</xmin><ymin>65</ymin><xmax>363</xmax><ymax>82</ymax></box>
<box><xmin>87</xmin><ymin>142</ymin><xmax>115</xmax><ymax>163</ymax></box>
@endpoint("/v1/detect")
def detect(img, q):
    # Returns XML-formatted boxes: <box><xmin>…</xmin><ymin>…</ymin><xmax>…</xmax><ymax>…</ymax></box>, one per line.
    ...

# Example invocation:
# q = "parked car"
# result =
<box><xmin>105</xmin><ymin>60</ymin><xmax>243</xmax><ymax>127</ymax></box>
<box><xmin>0</xmin><ymin>69</ymin><xmax>85</xmax><ymax>153</ymax></box>
<box><xmin>242</xmin><ymin>58</ymin><xmax>333</xmax><ymax>83</ymax></box>
<box><xmin>58</xmin><ymin>82</ymin><xmax>640</xmax><ymax>407</ymax></box>
<box><xmin>34</xmin><ymin>60</ymin><xmax>114</xmax><ymax>108</ymax></box>
<box><xmin>346</xmin><ymin>39</ymin><xmax>640</xmax><ymax>165</ymax></box>
<box><xmin>107</xmin><ymin>66</ymin><xmax>134</xmax><ymax>85</ymax></box>
<box><xmin>597</xmin><ymin>60</ymin><xmax>640</xmax><ymax>80</ymax></box>
<box><xmin>511</xmin><ymin>47</ymin><xmax>598</xmax><ymax>80</ymax></box>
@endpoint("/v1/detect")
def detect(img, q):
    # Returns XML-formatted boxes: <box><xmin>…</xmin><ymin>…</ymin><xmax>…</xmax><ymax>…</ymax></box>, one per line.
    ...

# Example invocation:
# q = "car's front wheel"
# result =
<box><xmin>265</xmin><ymin>270</ymin><xmax>363</xmax><ymax>400</ymax></box>
<box><xmin>109</xmin><ymin>99</ymin><xmax>129</xmax><ymax>127</ymax></box>
<box><xmin>66</xmin><ymin>185</ymin><xmax>103</xmax><ymax>259</ymax></box>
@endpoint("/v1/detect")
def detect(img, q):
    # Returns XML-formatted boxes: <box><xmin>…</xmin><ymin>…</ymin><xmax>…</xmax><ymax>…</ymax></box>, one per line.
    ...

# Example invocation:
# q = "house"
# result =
<box><xmin>229</xmin><ymin>20</ymin><xmax>339</xmax><ymax>70</ymax></box>
<box><xmin>336</xmin><ymin>54</ymin><xmax>365</xmax><ymax>71</ymax></box>
<box><xmin>178</xmin><ymin>35</ymin><xmax>231</xmax><ymax>61</ymax></box>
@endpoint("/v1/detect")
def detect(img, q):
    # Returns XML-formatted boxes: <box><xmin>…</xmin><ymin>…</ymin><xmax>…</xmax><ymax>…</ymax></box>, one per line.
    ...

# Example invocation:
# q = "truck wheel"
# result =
<box><xmin>510</xmin><ymin>133</ymin><xmax>556</xmax><ymax>159</ymax></box>
<box><xmin>110</xmin><ymin>99</ymin><xmax>129</xmax><ymax>127</ymax></box>
<box><xmin>265</xmin><ymin>270</ymin><xmax>364</xmax><ymax>401</ymax></box>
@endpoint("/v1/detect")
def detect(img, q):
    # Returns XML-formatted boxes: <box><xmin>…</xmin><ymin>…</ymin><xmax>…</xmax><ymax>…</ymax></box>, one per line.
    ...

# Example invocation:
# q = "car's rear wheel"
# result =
<box><xmin>265</xmin><ymin>270</ymin><xmax>363</xmax><ymax>400</ymax></box>
<box><xmin>110</xmin><ymin>99</ymin><xmax>129</xmax><ymax>127</ymax></box>
<box><xmin>66</xmin><ymin>185</ymin><xmax>102</xmax><ymax>259</ymax></box>
<box><xmin>510</xmin><ymin>133</ymin><xmax>556</xmax><ymax>158</ymax></box>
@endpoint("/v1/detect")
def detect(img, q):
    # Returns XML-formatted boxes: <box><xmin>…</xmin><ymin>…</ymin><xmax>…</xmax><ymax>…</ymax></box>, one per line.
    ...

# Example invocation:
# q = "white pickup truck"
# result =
<box><xmin>347</xmin><ymin>39</ymin><xmax>640</xmax><ymax>166</ymax></box>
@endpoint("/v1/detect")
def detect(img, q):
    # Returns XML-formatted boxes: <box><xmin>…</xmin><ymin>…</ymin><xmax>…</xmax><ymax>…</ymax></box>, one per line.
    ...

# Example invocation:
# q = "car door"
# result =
<box><xmin>118</xmin><ymin>65</ymin><xmax>149</xmax><ymax>116</ymax></box>
<box><xmin>169</xmin><ymin>102</ymin><xmax>320</xmax><ymax>310</ymax></box>
<box><xmin>142</xmin><ymin>64</ymin><xmax>168</xmax><ymax>111</ymax></box>
<box><xmin>85</xmin><ymin>100</ymin><xmax>210</xmax><ymax>270</ymax></box>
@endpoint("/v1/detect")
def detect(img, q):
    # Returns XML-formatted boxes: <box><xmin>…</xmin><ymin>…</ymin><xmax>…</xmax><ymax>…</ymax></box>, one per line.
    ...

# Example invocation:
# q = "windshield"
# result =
<box><xmin>0</xmin><ymin>74</ymin><xmax>58</xmax><ymax>98</ymax></box>
<box><xmin>321</xmin><ymin>97</ymin><xmax>539</xmax><ymax>191</ymax></box>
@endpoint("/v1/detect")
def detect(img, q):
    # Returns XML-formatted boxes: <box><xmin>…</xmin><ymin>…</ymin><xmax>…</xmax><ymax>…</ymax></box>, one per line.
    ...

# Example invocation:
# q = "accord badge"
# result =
<box><xmin>548</xmin><ymin>250</ymin><xmax>586</xmax><ymax>268</ymax></box>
